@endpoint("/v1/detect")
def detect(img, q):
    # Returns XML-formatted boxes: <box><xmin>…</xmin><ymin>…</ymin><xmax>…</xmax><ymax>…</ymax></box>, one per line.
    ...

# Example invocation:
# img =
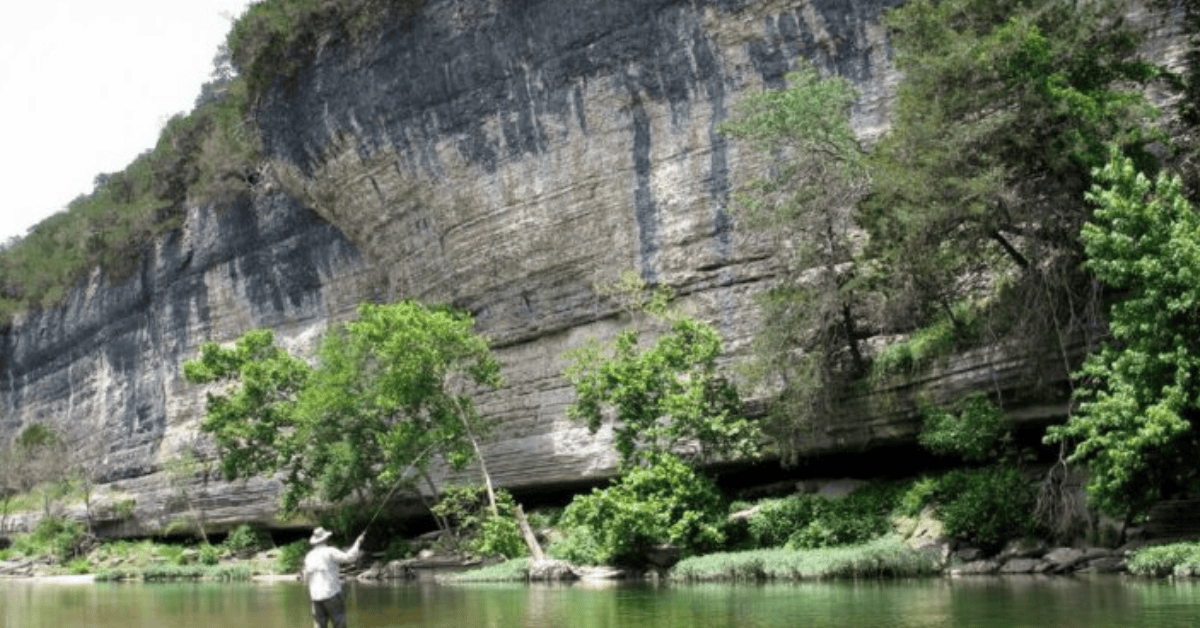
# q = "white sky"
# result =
<box><xmin>0</xmin><ymin>0</ymin><xmax>255</xmax><ymax>243</ymax></box>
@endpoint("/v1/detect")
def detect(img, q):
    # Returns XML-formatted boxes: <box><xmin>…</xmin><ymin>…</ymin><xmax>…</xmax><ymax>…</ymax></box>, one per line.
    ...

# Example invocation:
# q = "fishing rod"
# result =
<box><xmin>360</xmin><ymin>443</ymin><xmax>436</xmax><ymax>536</ymax></box>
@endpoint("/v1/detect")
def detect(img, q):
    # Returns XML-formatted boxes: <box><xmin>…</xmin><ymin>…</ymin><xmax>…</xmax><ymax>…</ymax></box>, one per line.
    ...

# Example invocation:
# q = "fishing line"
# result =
<box><xmin>361</xmin><ymin>443</ymin><xmax>435</xmax><ymax>535</ymax></box>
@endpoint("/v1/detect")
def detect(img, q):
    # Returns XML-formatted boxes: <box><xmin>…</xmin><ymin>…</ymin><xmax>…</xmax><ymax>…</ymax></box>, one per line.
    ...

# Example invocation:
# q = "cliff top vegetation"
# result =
<box><xmin>0</xmin><ymin>0</ymin><xmax>424</xmax><ymax>326</ymax></box>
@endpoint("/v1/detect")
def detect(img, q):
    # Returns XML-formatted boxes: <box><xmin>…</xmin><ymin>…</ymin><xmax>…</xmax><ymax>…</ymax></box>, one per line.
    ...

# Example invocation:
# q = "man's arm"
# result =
<box><xmin>335</xmin><ymin>534</ymin><xmax>365</xmax><ymax>563</ymax></box>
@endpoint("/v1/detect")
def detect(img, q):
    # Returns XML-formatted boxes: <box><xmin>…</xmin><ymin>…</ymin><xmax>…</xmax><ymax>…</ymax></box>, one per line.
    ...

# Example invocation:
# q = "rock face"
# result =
<box><xmin>0</xmin><ymin>0</ymin><xmax>1185</xmax><ymax>534</ymax></box>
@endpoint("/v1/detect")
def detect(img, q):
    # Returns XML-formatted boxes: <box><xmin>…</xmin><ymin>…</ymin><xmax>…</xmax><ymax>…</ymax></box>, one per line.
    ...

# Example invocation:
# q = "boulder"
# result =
<box><xmin>527</xmin><ymin>559</ymin><xmax>578</xmax><ymax>581</ymax></box>
<box><xmin>644</xmin><ymin>545</ymin><xmax>681</xmax><ymax>569</ymax></box>
<box><xmin>357</xmin><ymin>561</ymin><xmax>384</xmax><ymax>581</ymax></box>
<box><xmin>951</xmin><ymin>560</ymin><xmax>1002</xmax><ymax>575</ymax></box>
<box><xmin>998</xmin><ymin>558</ymin><xmax>1041</xmax><ymax>574</ymax></box>
<box><xmin>999</xmin><ymin>538</ymin><xmax>1047</xmax><ymax>560</ymax></box>
<box><xmin>1042</xmin><ymin>547</ymin><xmax>1087</xmax><ymax>573</ymax></box>
<box><xmin>909</xmin><ymin>538</ymin><xmax>953</xmax><ymax>568</ymax></box>
<box><xmin>954</xmin><ymin>548</ymin><xmax>985</xmax><ymax>563</ymax></box>
<box><xmin>0</xmin><ymin>560</ymin><xmax>33</xmax><ymax>577</ymax></box>
<box><xmin>1082</xmin><ymin>556</ymin><xmax>1126</xmax><ymax>573</ymax></box>
<box><xmin>383</xmin><ymin>559</ymin><xmax>414</xmax><ymax>579</ymax></box>
<box><xmin>575</xmin><ymin>565</ymin><xmax>626</xmax><ymax>580</ymax></box>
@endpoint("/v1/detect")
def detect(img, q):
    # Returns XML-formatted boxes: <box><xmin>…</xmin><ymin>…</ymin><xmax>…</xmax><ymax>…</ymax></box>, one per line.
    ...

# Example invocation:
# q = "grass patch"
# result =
<box><xmin>670</xmin><ymin>536</ymin><xmax>938</xmax><ymax>582</ymax></box>
<box><xmin>441</xmin><ymin>558</ymin><xmax>532</xmax><ymax>583</ymax></box>
<box><xmin>868</xmin><ymin>300</ymin><xmax>984</xmax><ymax>383</ymax></box>
<box><xmin>1127</xmin><ymin>541</ymin><xmax>1200</xmax><ymax>577</ymax></box>
<box><xmin>96</xmin><ymin>562</ymin><xmax>253</xmax><ymax>583</ymax></box>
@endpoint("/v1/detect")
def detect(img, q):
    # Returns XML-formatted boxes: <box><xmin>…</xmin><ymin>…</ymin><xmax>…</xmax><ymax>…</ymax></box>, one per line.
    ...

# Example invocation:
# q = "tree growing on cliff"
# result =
<box><xmin>183</xmin><ymin>300</ymin><xmax>503</xmax><ymax>521</ymax></box>
<box><xmin>717</xmin><ymin>59</ymin><xmax>874</xmax><ymax>460</ymax></box>
<box><xmin>564</xmin><ymin>276</ymin><xmax>760</xmax><ymax>469</ymax></box>
<box><xmin>1045</xmin><ymin>147</ymin><xmax>1200</xmax><ymax>528</ymax></box>
<box><xmin>861</xmin><ymin>0</ymin><xmax>1167</xmax><ymax>364</ymax></box>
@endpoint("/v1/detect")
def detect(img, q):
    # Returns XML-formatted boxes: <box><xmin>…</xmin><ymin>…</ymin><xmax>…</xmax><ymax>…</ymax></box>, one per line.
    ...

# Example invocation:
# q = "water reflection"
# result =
<box><xmin>2</xmin><ymin>576</ymin><xmax>1199</xmax><ymax>628</ymax></box>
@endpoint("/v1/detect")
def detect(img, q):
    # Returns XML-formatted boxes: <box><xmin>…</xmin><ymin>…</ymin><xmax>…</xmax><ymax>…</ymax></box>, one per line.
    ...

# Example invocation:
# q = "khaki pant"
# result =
<box><xmin>311</xmin><ymin>592</ymin><xmax>347</xmax><ymax>628</ymax></box>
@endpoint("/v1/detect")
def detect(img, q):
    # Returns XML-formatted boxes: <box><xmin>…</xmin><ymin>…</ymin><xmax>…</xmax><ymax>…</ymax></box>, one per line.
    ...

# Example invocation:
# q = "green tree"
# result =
<box><xmin>862</xmin><ymin>0</ymin><xmax>1165</xmax><ymax>360</ymax></box>
<box><xmin>718</xmin><ymin>59</ymin><xmax>874</xmax><ymax>459</ymax></box>
<box><xmin>1045</xmin><ymin>147</ymin><xmax>1200</xmax><ymax>526</ymax></box>
<box><xmin>183</xmin><ymin>300</ymin><xmax>503</xmax><ymax>519</ymax></box>
<box><xmin>182</xmin><ymin>328</ymin><xmax>310</xmax><ymax>494</ymax></box>
<box><xmin>557</xmin><ymin>278</ymin><xmax>757</xmax><ymax>566</ymax></box>
<box><xmin>564</xmin><ymin>289</ymin><xmax>759</xmax><ymax>469</ymax></box>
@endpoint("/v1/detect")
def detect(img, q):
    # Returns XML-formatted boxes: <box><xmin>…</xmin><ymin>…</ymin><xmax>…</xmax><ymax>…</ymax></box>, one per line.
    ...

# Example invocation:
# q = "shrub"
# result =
<box><xmin>138</xmin><ymin>562</ymin><xmax>253</xmax><ymax>582</ymax></box>
<box><xmin>1127</xmin><ymin>542</ymin><xmax>1200</xmax><ymax>577</ymax></box>
<box><xmin>740</xmin><ymin>482</ymin><xmax>904</xmax><ymax>551</ymax></box>
<box><xmin>382</xmin><ymin>537</ymin><xmax>413</xmax><ymax>562</ymax></box>
<box><xmin>227</xmin><ymin>0</ymin><xmax>423</xmax><ymax>99</ymax></box>
<box><xmin>197</xmin><ymin>543</ymin><xmax>222</xmax><ymax>566</ymax></box>
<box><xmin>473</xmin><ymin>515</ymin><xmax>525</xmax><ymax>559</ymax></box>
<box><xmin>157</xmin><ymin>544</ymin><xmax>188</xmax><ymax>566</ymax></box>
<box><xmin>524</xmin><ymin>508</ymin><xmax>561</xmax><ymax>531</ymax></box>
<box><xmin>548</xmin><ymin>525</ymin><xmax>609</xmax><ymax>566</ymax></box>
<box><xmin>550</xmin><ymin>454</ymin><xmax>726</xmax><ymax>566</ymax></box>
<box><xmin>113</xmin><ymin>498</ymin><xmax>137</xmax><ymax>521</ymax></box>
<box><xmin>93</xmin><ymin>568</ymin><xmax>140</xmax><ymax>582</ymax></box>
<box><xmin>11</xmin><ymin>516</ymin><xmax>87</xmax><ymax>563</ymax></box>
<box><xmin>919</xmin><ymin>394</ymin><xmax>1009</xmax><ymax>461</ymax></box>
<box><xmin>869</xmin><ymin>300</ymin><xmax>983</xmax><ymax>382</ymax></box>
<box><xmin>747</xmin><ymin>497</ymin><xmax>814</xmax><ymax>548</ymax></box>
<box><xmin>276</xmin><ymin>539</ymin><xmax>309</xmax><ymax>573</ymax></box>
<box><xmin>933</xmin><ymin>465</ymin><xmax>1035</xmax><ymax>552</ymax></box>
<box><xmin>791</xmin><ymin>483</ymin><xmax>903</xmax><ymax>549</ymax></box>
<box><xmin>207</xmin><ymin>563</ymin><xmax>253</xmax><ymax>581</ymax></box>
<box><xmin>221</xmin><ymin>524</ymin><xmax>271</xmax><ymax>556</ymax></box>
<box><xmin>431</xmin><ymin>486</ymin><xmax>527</xmax><ymax>559</ymax></box>
<box><xmin>898</xmin><ymin>477</ymin><xmax>938</xmax><ymax>517</ymax></box>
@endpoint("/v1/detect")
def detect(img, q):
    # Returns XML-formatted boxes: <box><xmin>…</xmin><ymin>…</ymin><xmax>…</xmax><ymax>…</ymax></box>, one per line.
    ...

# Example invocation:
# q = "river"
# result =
<box><xmin>2</xmin><ymin>576</ymin><xmax>1198</xmax><ymax>627</ymax></box>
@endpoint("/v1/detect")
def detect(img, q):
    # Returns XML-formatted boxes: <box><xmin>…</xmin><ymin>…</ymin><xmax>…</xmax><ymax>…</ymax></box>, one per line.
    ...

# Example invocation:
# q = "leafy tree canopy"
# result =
<box><xmin>862</xmin><ymin>0</ymin><xmax>1166</xmax><ymax>343</ymax></box>
<box><xmin>564</xmin><ymin>279</ymin><xmax>759</xmax><ymax>469</ymax></box>
<box><xmin>1045</xmin><ymin>147</ymin><xmax>1200</xmax><ymax>523</ymax></box>
<box><xmin>718</xmin><ymin>60</ymin><xmax>874</xmax><ymax>458</ymax></box>
<box><xmin>183</xmin><ymin>300</ymin><xmax>502</xmax><ymax>515</ymax></box>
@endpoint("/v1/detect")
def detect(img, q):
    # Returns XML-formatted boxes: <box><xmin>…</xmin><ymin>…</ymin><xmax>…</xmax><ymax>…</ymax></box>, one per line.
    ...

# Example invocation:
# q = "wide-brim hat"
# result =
<box><xmin>309</xmin><ymin>527</ymin><xmax>333</xmax><ymax>545</ymax></box>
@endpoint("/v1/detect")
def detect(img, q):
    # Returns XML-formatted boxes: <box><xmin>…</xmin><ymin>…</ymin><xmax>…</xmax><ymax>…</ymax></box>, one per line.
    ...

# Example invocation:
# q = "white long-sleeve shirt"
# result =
<box><xmin>303</xmin><ymin>542</ymin><xmax>361</xmax><ymax>601</ymax></box>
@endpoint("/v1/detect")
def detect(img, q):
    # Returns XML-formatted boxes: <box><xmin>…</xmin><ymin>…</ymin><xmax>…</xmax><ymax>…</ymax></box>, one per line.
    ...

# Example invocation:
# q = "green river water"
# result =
<box><xmin>2</xmin><ymin>576</ymin><xmax>1198</xmax><ymax>627</ymax></box>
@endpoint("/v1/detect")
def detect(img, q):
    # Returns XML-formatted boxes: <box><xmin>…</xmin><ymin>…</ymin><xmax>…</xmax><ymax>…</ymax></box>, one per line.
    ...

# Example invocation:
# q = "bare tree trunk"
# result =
<box><xmin>515</xmin><ymin>504</ymin><xmax>545</xmax><ymax>561</ymax></box>
<box><xmin>463</xmin><ymin>423</ymin><xmax>499</xmax><ymax>518</ymax></box>
<box><xmin>445</xmin><ymin>375</ymin><xmax>499</xmax><ymax>517</ymax></box>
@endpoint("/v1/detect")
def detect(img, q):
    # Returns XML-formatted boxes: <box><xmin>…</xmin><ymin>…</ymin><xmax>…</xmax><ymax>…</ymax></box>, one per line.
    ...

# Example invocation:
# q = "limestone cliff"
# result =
<box><xmin>0</xmin><ymin>0</ymin><xmax>1181</xmax><ymax>535</ymax></box>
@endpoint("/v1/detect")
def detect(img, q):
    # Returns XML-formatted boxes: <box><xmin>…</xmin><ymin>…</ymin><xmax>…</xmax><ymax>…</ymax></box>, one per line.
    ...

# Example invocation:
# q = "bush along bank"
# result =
<box><xmin>443</xmin><ymin>470</ymin><xmax>1200</xmax><ymax>583</ymax></box>
<box><xmin>3</xmin><ymin>476</ymin><xmax>1196</xmax><ymax>584</ymax></box>
<box><xmin>0</xmin><ymin>520</ymin><xmax>288</xmax><ymax>582</ymax></box>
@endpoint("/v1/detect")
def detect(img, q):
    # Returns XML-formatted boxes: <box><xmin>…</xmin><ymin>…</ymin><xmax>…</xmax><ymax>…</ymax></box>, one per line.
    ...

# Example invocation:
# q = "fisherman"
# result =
<box><xmin>302</xmin><ymin>527</ymin><xmax>365</xmax><ymax>628</ymax></box>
